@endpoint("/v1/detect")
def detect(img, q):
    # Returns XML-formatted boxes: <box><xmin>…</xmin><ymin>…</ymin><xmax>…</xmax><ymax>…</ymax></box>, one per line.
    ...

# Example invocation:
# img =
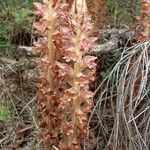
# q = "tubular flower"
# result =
<box><xmin>136</xmin><ymin>0</ymin><xmax>150</xmax><ymax>42</ymax></box>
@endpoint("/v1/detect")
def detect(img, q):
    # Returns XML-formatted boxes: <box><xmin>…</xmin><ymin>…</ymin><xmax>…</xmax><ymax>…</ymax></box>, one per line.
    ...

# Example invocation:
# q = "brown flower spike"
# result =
<box><xmin>34</xmin><ymin>0</ymin><xmax>97</xmax><ymax>149</ymax></box>
<box><xmin>136</xmin><ymin>0</ymin><xmax>150</xmax><ymax>42</ymax></box>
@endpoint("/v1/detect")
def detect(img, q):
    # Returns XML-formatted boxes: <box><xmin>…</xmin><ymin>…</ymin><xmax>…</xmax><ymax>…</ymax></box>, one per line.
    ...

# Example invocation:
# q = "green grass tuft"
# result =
<box><xmin>0</xmin><ymin>106</ymin><xmax>12</xmax><ymax>122</ymax></box>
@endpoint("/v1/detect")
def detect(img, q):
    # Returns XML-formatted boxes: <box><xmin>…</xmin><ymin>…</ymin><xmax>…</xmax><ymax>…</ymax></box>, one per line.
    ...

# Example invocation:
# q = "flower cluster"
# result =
<box><xmin>86</xmin><ymin>0</ymin><xmax>106</xmax><ymax>35</ymax></box>
<box><xmin>136</xmin><ymin>0</ymin><xmax>150</xmax><ymax>42</ymax></box>
<box><xmin>33</xmin><ymin>0</ymin><xmax>97</xmax><ymax>149</ymax></box>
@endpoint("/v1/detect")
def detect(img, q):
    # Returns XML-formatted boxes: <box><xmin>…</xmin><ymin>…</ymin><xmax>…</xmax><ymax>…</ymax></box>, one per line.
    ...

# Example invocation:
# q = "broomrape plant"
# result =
<box><xmin>33</xmin><ymin>0</ymin><xmax>97</xmax><ymax>149</ymax></box>
<box><xmin>136</xmin><ymin>0</ymin><xmax>150</xmax><ymax>42</ymax></box>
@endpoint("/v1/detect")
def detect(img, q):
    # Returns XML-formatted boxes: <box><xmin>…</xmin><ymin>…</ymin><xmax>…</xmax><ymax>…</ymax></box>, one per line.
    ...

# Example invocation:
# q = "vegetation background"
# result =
<box><xmin>0</xmin><ymin>0</ymin><xmax>140</xmax><ymax>56</ymax></box>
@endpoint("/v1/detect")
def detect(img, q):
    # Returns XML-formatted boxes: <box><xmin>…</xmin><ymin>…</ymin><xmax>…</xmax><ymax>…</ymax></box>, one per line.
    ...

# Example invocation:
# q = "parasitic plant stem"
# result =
<box><xmin>34</xmin><ymin>0</ymin><xmax>97</xmax><ymax>149</ymax></box>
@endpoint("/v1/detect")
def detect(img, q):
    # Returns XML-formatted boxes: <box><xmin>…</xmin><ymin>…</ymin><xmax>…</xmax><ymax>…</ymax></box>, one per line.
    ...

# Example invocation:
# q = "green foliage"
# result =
<box><xmin>0</xmin><ymin>106</ymin><xmax>12</xmax><ymax>122</ymax></box>
<box><xmin>106</xmin><ymin>0</ymin><xmax>136</xmax><ymax>27</ymax></box>
<box><xmin>100</xmin><ymin>70</ymin><xmax>111</xmax><ymax>79</ymax></box>
<box><xmin>134</xmin><ymin>0</ymin><xmax>141</xmax><ymax>16</ymax></box>
<box><xmin>12</xmin><ymin>8</ymin><xmax>32</xmax><ymax>28</ymax></box>
<box><xmin>0</xmin><ymin>20</ymin><xmax>12</xmax><ymax>52</ymax></box>
<box><xmin>0</xmin><ymin>0</ymin><xmax>33</xmax><ymax>28</ymax></box>
<box><xmin>0</xmin><ymin>0</ymin><xmax>33</xmax><ymax>54</ymax></box>
<box><xmin>0</xmin><ymin>0</ymin><xmax>33</xmax><ymax>10</ymax></box>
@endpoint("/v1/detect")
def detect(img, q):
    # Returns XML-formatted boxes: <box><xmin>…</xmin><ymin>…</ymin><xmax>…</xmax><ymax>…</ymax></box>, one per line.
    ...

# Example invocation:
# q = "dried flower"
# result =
<box><xmin>34</xmin><ymin>0</ymin><xmax>97</xmax><ymax>149</ymax></box>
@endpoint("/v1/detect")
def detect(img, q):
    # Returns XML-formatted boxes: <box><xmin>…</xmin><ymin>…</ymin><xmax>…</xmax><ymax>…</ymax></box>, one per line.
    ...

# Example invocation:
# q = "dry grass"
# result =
<box><xmin>0</xmin><ymin>68</ymin><xmax>40</xmax><ymax>149</ymax></box>
<box><xmin>87</xmin><ymin>41</ymin><xmax>150</xmax><ymax>150</ymax></box>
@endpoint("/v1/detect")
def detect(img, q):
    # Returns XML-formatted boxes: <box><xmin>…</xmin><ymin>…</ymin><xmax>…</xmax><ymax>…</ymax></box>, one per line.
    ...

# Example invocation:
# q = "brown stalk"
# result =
<box><xmin>34</xmin><ymin>0</ymin><xmax>97</xmax><ymax>149</ymax></box>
